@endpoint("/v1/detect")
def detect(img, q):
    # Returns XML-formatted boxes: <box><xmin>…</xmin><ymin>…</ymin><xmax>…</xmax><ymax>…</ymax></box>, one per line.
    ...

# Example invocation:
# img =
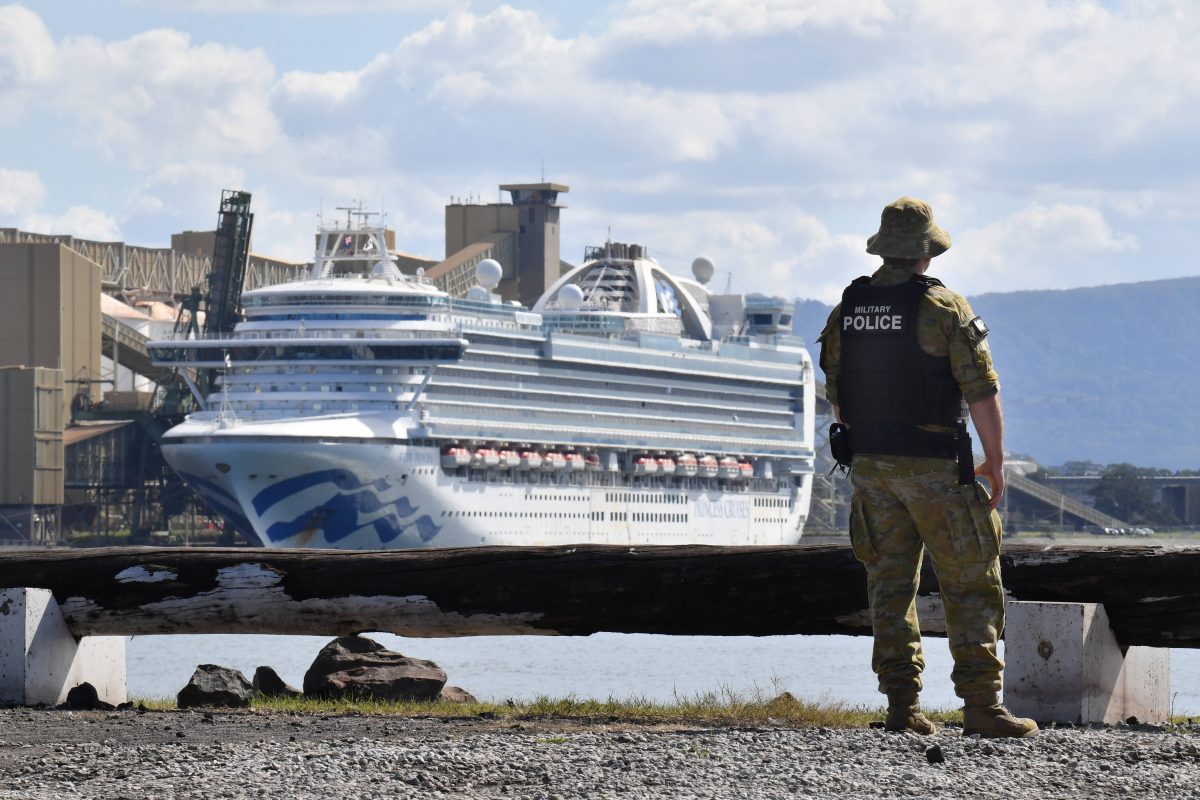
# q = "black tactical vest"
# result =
<box><xmin>836</xmin><ymin>274</ymin><xmax>966</xmax><ymax>457</ymax></box>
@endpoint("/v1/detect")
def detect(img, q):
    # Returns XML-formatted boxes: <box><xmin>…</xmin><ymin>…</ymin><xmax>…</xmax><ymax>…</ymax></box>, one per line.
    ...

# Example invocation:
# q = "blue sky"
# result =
<box><xmin>2</xmin><ymin>0</ymin><xmax>1198</xmax><ymax>303</ymax></box>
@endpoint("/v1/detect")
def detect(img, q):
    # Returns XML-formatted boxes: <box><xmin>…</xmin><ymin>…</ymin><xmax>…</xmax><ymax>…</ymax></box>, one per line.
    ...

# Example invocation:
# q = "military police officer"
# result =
<box><xmin>818</xmin><ymin>197</ymin><xmax>1038</xmax><ymax>738</ymax></box>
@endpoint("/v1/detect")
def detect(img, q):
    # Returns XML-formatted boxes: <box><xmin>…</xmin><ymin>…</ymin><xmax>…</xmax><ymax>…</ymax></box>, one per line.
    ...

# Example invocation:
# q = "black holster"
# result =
<box><xmin>829</xmin><ymin>423</ymin><xmax>852</xmax><ymax>471</ymax></box>
<box><xmin>953</xmin><ymin>422</ymin><xmax>975</xmax><ymax>486</ymax></box>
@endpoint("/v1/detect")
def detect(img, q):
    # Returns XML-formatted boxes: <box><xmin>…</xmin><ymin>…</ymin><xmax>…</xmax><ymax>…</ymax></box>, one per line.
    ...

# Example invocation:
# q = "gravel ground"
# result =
<box><xmin>2</xmin><ymin>708</ymin><xmax>1200</xmax><ymax>799</ymax></box>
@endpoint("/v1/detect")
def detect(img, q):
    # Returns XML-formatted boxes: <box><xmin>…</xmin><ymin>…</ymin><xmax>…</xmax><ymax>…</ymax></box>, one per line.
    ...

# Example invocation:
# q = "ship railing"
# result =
<box><xmin>151</xmin><ymin>328</ymin><xmax>462</xmax><ymax>343</ymax></box>
<box><xmin>203</xmin><ymin>397</ymin><xmax>815</xmax><ymax>457</ymax></box>
<box><xmin>420</xmin><ymin>416</ymin><xmax>816</xmax><ymax>458</ymax></box>
<box><xmin>541</xmin><ymin>315</ymin><xmax>628</xmax><ymax>335</ymax></box>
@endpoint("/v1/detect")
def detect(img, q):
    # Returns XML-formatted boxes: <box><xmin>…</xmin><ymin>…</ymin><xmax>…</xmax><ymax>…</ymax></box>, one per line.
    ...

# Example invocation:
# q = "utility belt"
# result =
<box><xmin>829</xmin><ymin>421</ymin><xmax>975</xmax><ymax>485</ymax></box>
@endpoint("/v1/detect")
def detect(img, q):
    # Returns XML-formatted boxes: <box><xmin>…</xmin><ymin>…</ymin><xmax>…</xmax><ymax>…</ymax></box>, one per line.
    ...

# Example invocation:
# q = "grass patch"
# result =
<box><xmin>132</xmin><ymin>685</ymin><xmax>965</xmax><ymax>729</ymax></box>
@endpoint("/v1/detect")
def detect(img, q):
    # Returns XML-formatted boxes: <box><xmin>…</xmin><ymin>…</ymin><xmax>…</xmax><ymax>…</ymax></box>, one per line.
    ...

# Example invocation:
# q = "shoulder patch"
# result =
<box><xmin>967</xmin><ymin>315</ymin><xmax>989</xmax><ymax>339</ymax></box>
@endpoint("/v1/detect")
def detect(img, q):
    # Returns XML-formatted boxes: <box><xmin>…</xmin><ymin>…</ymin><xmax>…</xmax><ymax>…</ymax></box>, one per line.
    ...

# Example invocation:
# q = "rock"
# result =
<box><xmin>303</xmin><ymin>635</ymin><xmax>446</xmax><ymax>701</ymax></box>
<box><xmin>438</xmin><ymin>686</ymin><xmax>478</xmax><ymax>704</ymax></box>
<box><xmin>62</xmin><ymin>683</ymin><xmax>115</xmax><ymax>711</ymax></box>
<box><xmin>177</xmin><ymin>664</ymin><xmax>254</xmax><ymax>709</ymax></box>
<box><xmin>253</xmin><ymin>666</ymin><xmax>301</xmax><ymax>698</ymax></box>
<box><xmin>925</xmin><ymin>744</ymin><xmax>945</xmax><ymax>764</ymax></box>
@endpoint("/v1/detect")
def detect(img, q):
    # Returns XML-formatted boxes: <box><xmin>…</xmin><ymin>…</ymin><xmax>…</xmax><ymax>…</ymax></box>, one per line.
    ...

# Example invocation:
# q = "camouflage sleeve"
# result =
<box><xmin>931</xmin><ymin>292</ymin><xmax>1000</xmax><ymax>404</ymax></box>
<box><xmin>817</xmin><ymin>303</ymin><xmax>842</xmax><ymax>407</ymax></box>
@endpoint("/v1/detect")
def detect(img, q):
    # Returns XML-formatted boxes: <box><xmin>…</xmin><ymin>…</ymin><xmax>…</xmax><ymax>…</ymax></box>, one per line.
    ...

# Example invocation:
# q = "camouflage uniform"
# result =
<box><xmin>819</xmin><ymin>261</ymin><xmax>1005</xmax><ymax>698</ymax></box>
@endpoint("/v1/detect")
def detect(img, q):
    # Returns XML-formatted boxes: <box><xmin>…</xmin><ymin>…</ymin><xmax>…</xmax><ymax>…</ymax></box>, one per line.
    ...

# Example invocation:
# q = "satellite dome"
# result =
<box><xmin>557</xmin><ymin>283</ymin><xmax>584</xmax><ymax>310</ymax></box>
<box><xmin>692</xmin><ymin>256</ymin><xmax>715</xmax><ymax>285</ymax></box>
<box><xmin>465</xmin><ymin>285</ymin><xmax>491</xmax><ymax>302</ymax></box>
<box><xmin>475</xmin><ymin>259</ymin><xmax>502</xmax><ymax>289</ymax></box>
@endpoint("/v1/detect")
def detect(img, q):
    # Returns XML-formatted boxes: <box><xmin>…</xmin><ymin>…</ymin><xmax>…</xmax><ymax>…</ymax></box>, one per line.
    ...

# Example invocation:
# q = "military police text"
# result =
<box><xmin>844</xmin><ymin>305</ymin><xmax>904</xmax><ymax>332</ymax></box>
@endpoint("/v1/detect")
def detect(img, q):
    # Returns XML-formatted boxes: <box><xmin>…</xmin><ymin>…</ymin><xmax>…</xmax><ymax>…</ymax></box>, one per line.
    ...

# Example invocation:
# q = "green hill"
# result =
<box><xmin>793</xmin><ymin>277</ymin><xmax>1200</xmax><ymax>470</ymax></box>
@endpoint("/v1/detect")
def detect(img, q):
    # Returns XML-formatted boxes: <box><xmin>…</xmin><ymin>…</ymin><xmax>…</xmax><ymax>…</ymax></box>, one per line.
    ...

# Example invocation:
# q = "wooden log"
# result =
<box><xmin>1</xmin><ymin>544</ymin><xmax>1198</xmax><ymax>647</ymax></box>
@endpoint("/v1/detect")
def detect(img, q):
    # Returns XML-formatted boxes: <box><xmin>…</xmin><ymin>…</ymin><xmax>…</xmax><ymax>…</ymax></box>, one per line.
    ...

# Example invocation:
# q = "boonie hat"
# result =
<box><xmin>865</xmin><ymin>196</ymin><xmax>952</xmax><ymax>259</ymax></box>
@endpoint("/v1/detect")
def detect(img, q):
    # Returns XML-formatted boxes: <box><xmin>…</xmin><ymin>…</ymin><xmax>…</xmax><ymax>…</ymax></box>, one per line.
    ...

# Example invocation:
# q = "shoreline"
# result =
<box><xmin>2</xmin><ymin>707</ymin><xmax>1198</xmax><ymax>799</ymax></box>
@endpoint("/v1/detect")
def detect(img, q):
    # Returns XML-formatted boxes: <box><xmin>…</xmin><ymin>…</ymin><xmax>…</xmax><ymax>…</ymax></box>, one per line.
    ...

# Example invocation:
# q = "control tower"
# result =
<box><xmin>443</xmin><ymin>182</ymin><xmax>568</xmax><ymax>307</ymax></box>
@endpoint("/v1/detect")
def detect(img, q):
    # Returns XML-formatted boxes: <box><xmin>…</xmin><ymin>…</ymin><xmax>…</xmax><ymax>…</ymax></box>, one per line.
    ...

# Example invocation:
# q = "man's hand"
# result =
<box><xmin>968</xmin><ymin>394</ymin><xmax>1006</xmax><ymax>510</ymax></box>
<box><xmin>974</xmin><ymin>460</ymin><xmax>1005</xmax><ymax>509</ymax></box>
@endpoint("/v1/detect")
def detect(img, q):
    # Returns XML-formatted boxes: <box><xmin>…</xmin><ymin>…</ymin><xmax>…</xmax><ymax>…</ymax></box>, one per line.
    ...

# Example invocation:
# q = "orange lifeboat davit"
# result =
<box><xmin>497</xmin><ymin>448</ymin><xmax>520</xmax><ymax>468</ymax></box>
<box><xmin>676</xmin><ymin>453</ymin><xmax>699</xmax><ymax>477</ymax></box>
<box><xmin>544</xmin><ymin>451</ymin><xmax>567</xmax><ymax>470</ymax></box>
<box><xmin>657</xmin><ymin>455</ymin><xmax>676</xmax><ymax>476</ymax></box>
<box><xmin>565</xmin><ymin>452</ymin><xmax>587</xmax><ymax>471</ymax></box>
<box><xmin>518</xmin><ymin>450</ymin><xmax>543</xmax><ymax>470</ymax></box>
<box><xmin>698</xmin><ymin>454</ymin><xmax>719</xmax><ymax>478</ymax></box>
<box><xmin>737</xmin><ymin>460</ymin><xmax>754</xmax><ymax>480</ymax></box>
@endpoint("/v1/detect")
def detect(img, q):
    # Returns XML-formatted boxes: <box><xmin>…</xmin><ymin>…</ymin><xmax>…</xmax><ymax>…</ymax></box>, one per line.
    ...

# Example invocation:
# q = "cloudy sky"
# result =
<box><xmin>2</xmin><ymin>0</ymin><xmax>1197</xmax><ymax>303</ymax></box>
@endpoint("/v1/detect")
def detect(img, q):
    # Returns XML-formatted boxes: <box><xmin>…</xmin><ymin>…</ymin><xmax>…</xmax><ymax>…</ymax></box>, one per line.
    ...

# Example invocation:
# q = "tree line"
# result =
<box><xmin>1029</xmin><ymin>461</ymin><xmax>1190</xmax><ymax>526</ymax></box>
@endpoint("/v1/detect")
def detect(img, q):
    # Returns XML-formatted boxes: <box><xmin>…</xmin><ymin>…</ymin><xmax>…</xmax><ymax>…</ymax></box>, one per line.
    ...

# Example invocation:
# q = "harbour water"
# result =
<box><xmin>129</xmin><ymin>633</ymin><xmax>1200</xmax><ymax>716</ymax></box>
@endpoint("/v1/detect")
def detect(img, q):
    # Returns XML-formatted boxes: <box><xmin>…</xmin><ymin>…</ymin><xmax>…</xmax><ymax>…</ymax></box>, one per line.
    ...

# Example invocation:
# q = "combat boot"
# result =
<box><xmin>884</xmin><ymin>688</ymin><xmax>936</xmax><ymax>735</ymax></box>
<box><xmin>962</xmin><ymin>692</ymin><xmax>1039</xmax><ymax>738</ymax></box>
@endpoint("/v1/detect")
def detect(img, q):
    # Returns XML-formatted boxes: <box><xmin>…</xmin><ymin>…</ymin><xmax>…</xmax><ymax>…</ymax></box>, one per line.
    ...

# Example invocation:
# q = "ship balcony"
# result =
<box><xmin>147</xmin><ymin>337</ymin><xmax>468</xmax><ymax>368</ymax></box>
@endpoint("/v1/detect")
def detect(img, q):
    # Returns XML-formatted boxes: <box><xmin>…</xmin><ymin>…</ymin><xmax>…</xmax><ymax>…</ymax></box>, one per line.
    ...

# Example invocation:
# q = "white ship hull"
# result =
<box><xmin>163</xmin><ymin>424</ymin><xmax>811</xmax><ymax>550</ymax></box>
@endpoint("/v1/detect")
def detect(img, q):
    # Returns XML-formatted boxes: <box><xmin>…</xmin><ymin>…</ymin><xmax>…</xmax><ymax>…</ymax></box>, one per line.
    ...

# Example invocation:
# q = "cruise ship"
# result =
<box><xmin>148</xmin><ymin>215</ymin><xmax>816</xmax><ymax>549</ymax></box>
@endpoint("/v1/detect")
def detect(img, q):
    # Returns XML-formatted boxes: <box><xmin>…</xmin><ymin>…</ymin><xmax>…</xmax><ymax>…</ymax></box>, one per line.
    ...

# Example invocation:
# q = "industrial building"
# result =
<box><xmin>0</xmin><ymin>183</ymin><xmax>577</xmax><ymax>545</ymax></box>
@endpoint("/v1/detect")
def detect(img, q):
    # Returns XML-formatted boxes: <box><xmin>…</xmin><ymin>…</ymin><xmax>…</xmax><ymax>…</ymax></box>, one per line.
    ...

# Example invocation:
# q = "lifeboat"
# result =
<box><xmin>518</xmin><ymin>450</ymin><xmax>543</xmax><ymax>470</ymax></box>
<box><xmin>656</xmin><ymin>455</ymin><xmax>676</xmax><ymax>476</ymax></box>
<box><xmin>698</xmin><ymin>454</ymin><xmax>719</xmax><ymax>478</ymax></box>
<box><xmin>632</xmin><ymin>454</ymin><xmax>659</xmax><ymax>476</ymax></box>
<box><xmin>544</xmin><ymin>451</ymin><xmax>567</xmax><ymax>470</ymax></box>
<box><xmin>676</xmin><ymin>453</ymin><xmax>699</xmax><ymax>477</ymax></box>
<box><xmin>737</xmin><ymin>460</ymin><xmax>754</xmax><ymax>480</ymax></box>
<box><xmin>584</xmin><ymin>452</ymin><xmax>602</xmax><ymax>471</ymax></box>
<box><xmin>565</xmin><ymin>452</ymin><xmax>587</xmax><ymax>471</ymax></box>
<box><xmin>471</xmin><ymin>447</ymin><xmax>500</xmax><ymax>468</ymax></box>
<box><xmin>497</xmin><ymin>449</ymin><xmax>520</xmax><ymax>468</ymax></box>
<box><xmin>717</xmin><ymin>456</ymin><xmax>740</xmax><ymax>479</ymax></box>
<box><xmin>440</xmin><ymin>445</ymin><xmax>471</xmax><ymax>468</ymax></box>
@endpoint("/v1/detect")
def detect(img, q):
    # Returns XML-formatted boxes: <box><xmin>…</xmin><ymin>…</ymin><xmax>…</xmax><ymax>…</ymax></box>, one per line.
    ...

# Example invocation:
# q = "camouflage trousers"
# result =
<box><xmin>848</xmin><ymin>455</ymin><xmax>1005</xmax><ymax>698</ymax></box>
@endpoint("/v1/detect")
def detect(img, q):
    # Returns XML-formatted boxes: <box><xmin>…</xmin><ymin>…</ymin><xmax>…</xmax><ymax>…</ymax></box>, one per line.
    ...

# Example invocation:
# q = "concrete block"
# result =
<box><xmin>0</xmin><ymin>587</ymin><xmax>126</xmax><ymax>706</ymax></box>
<box><xmin>1004</xmin><ymin>600</ymin><xmax>1170</xmax><ymax>725</ymax></box>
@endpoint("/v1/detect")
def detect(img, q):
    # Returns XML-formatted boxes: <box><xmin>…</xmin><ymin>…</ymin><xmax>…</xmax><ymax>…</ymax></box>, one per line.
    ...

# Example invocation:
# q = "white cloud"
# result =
<box><xmin>124</xmin><ymin>162</ymin><xmax>248</xmax><ymax>219</ymax></box>
<box><xmin>275</xmin><ymin>70</ymin><xmax>362</xmax><ymax>108</ymax></box>
<box><xmin>136</xmin><ymin>0</ymin><xmax>452</xmax><ymax>11</ymax></box>
<box><xmin>23</xmin><ymin>205</ymin><xmax>120</xmax><ymax>240</ymax></box>
<box><xmin>608</xmin><ymin>0</ymin><xmax>894</xmax><ymax>43</ymax></box>
<box><xmin>0</xmin><ymin>4</ymin><xmax>54</xmax><ymax>84</ymax></box>
<box><xmin>953</xmin><ymin>203</ymin><xmax>1138</xmax><ymax>294</ymax></box>
<box><xmin>4</xmin><ymin>23</ymin><xmax>282</xmax><ymax>166</ymax></box>
<box><xmin>5</xmin><ymin>0</ymin><xmax>1200</xmax><ymax>304</ymax></box>
<box><xmin>0</xmin><ymin>167</ymin><xmax>46</xmax><ymax>214</ymax></box>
